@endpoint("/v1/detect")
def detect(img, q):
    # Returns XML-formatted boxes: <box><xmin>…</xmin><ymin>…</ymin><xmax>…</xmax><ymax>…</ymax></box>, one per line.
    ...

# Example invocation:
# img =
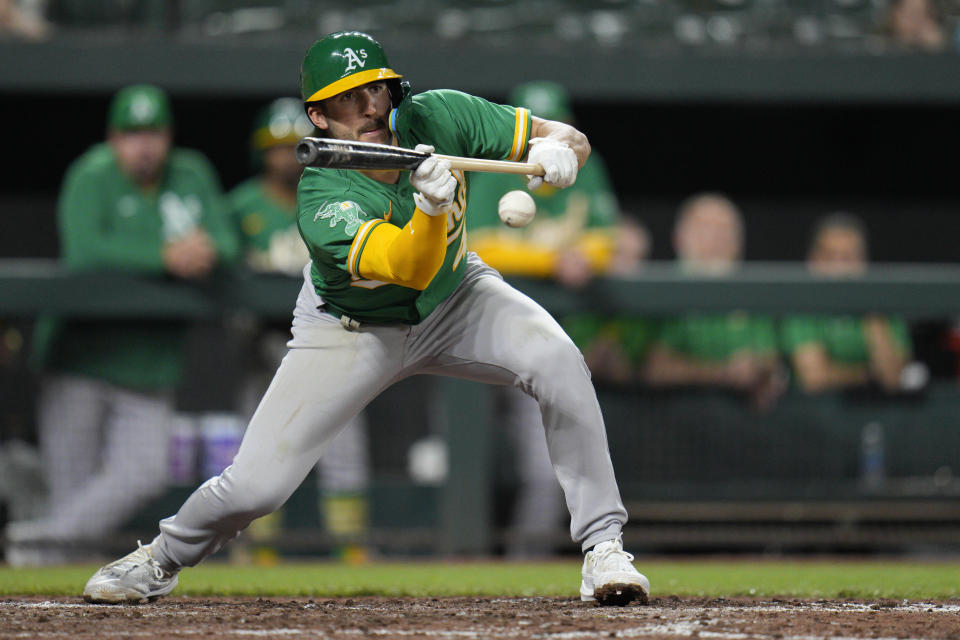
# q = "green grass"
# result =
<box><xmin>1</xmin><ymin>559</ymin><xmax>958</xmax><ymax>600</ymax></box>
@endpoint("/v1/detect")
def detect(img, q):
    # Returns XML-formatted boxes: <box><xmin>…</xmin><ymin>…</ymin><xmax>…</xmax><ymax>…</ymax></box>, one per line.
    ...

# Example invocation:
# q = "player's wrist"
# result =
<box><xmin>413</xmin><ymin>192</ymin><xmax>450</xmax><ymax>217</ymax></box>
<box><xmin>526</xmin><ymin>137</ymin><xmax>578</xmax><ymax>190</ymax></box>
<box><xmin>410</xmin><ymin>144</ymin><xmax>457</xmax><ymax>214</ymax></box>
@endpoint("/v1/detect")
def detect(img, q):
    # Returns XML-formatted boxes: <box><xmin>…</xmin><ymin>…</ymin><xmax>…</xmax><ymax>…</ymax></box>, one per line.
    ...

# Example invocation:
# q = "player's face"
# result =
<box><xmin>262</xmin><ymin>144</ymin><xmax>303</xmax><ymax>189</ymax></box>
<box><xmin>309</xmin><ymin>81</ymin><xmax>392</xmax><ymax>144</ymax></box>
<box><xmin>809</xmin><ymin>228</ymin><xmax>866</xmax><ymax>276</ymax></box>
<box><xmin>891</xmin><ymin>0</ymin><xmax>936</xmax><ymax>34</ymax></box>
<box><xmin>609</xmin><ymin>221</ymin><xmax>650</xmax><ymax>275</ymax></box>
<box><xmin>109</xmin><ymin>128</ymin><xmax>172</xmax><ymax>185</ymax></box>
<box><xmin>675</xmin><ymin>204</ymin><xmax>742</xmax><ymax>272</ymax></box>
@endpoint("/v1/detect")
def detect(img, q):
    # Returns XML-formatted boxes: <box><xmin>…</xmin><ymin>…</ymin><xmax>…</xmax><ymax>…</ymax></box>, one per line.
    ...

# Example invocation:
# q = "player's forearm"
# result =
<box><xmin>63</xmin><ymin>234</ymin><xmax>166</xmax><ymax>273</ymax></box>
<box><xmin>530</xmin><ymin>116</ymin><xmax>590</xmax><ymax>168</ymax></box>
<box><xmin>813</xmin><ymin>364</ymin><xmax>870</xmax><ymax>392</ymax></box>
<box><xmin>573</xmin><ymin>232</ymin><xmax>615</xmax><ymax>272</ymax></box>
<box><xmin>357</xmin><ymin>209</ymin><xmax>447</xmax><ymax>290</ymax></box>
<box><xmin>469</xmin><ymin>228</ymin><xmax>614</xmax><ymax>278</ymax></box>
<box><xmin>59</xmin><ymin>196</ymin><xmax>166</xmax><ymax>272</ymax></box>
<box><xmin>203</xmin><ymin>221</ymin><xmax>241</xmax><ymax>267</ymax></box>
<box><xmin>863</xmin><ymin>317</ymin><xmax>907</xmax><ymax>391</ymax></box>
<box><xmin>868</xmin><ymin>355</ymin><xmax>906</xmax><ymax>391</ymax></box>
<box><xmin>470</xmin><ymin>235</ymin><xmax>556</xmax><ymax>277</ymax></box>
<box><xmin>642</xmin><ymin>347</ymin><xmax>732</xmax><ymax>387</ymax></box>
<box><xmin>793</xmin><ymin>357</ymin><xmax>869</xmax><ymax>393</ymax></box>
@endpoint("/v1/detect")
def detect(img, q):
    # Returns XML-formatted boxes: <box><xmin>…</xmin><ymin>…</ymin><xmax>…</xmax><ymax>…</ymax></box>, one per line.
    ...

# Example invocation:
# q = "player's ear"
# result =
<box><xmin>306</xmin><ymin>105</ymin><xmax>328</xmax><ymax>131</ymax></box>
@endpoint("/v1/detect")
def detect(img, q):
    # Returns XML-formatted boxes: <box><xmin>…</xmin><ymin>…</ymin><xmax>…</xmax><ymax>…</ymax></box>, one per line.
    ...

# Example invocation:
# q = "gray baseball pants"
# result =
<box><xmin>499</xmin><ymin>385</ymin><xmax>566</xmax><ymax>556</ymax></box>
<box><xmin>152</xmin><ymin>255</ymin><xmax>626</xmax><ymax>569</ymax></box>
<box><xmin>237</xmin><ymin>333</ymin><xmax>370</xmax><ymax>494</ymax></box>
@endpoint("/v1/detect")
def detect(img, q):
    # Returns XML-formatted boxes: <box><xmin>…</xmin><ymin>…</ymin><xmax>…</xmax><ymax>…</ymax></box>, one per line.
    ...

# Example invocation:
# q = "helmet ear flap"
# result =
<box><xmin>388</xmin><ymin>79</ymin><xmax>410</xmax><ymax>108</ymax></box>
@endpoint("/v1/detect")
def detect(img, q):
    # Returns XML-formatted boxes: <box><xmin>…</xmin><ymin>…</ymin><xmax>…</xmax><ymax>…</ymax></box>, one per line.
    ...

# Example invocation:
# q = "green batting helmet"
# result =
<box><xmin>508</xmin><ymin>81</ymin><xmax>573</xmax><ymax>124</ymax></box>
<box><xmin>252</xmin><ymin>97</ymin><xmax>316</xmax><ymax>151</ymax></box>
<box><xmin>300</xmin><ymin>31</ymin><xmax>406</xmax><ymax>107</ymax></box>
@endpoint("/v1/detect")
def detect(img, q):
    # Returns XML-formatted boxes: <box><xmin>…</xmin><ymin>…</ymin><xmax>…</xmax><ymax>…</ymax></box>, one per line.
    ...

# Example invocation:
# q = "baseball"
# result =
<box><xmin>498</xmin><ymin>190</ymin><xmax>536</xmax><ymax>228</ymax></box>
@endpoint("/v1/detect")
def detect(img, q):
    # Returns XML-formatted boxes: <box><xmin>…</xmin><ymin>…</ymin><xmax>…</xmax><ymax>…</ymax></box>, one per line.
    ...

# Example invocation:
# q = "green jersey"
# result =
<box><xmin>34</xmin><ymin>143</ymin><xmax>238</xmax><ymax>390</ymax></box>
<box><xmin>656</xmin><ymin>313</ymin><xmax>778</xmax><ymax>362</ymax></box>
<box><xmin>466</xmin><ymin>152</ymin><xmax>619</xmax><ymax>237</ymax></box>
<box><xmin>296</xmin><ymin>90</ymin><xmax>531</xmax><ymax>324</ymax></box>
<box><xmin>229</xmin><ymin>178</ymin><xmax>308</xmax><ymax>275</ymax></box>
<box><xmin>781</xmin><ymin>315</ymin><xmax>911</xmax><ymax>364</ymax></box>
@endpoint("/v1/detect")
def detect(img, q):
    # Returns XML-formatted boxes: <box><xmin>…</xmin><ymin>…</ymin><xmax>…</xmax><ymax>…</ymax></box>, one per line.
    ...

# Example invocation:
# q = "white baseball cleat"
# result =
<box><xmin>83</xmin><ymin>540</ymin><xmax>179</xmax><ymax>604</ymax></box>
<box><xmin>580</xmin><ymin>535</ymin><xmax>650</xmax><ymax>606</ymax></box>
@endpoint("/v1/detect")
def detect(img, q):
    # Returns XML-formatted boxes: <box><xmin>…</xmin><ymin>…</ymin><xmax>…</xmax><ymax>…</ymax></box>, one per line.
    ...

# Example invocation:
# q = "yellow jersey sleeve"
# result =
<box><xmin>355</xmin><ymin>208</ymin><xmax>448</xmax><ymax>290</ymax></box>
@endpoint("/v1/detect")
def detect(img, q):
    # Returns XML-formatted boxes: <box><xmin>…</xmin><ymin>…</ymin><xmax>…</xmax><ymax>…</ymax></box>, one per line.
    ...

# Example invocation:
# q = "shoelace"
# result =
<box><xmin>592</xmin><ymin>543</ymin><xmax>635</xmax><ymax>571</ymax></box>
<box><xmin>135</xmin><ymin>539</ymin><xmax>166</xmax><ymax>581</ymax></box>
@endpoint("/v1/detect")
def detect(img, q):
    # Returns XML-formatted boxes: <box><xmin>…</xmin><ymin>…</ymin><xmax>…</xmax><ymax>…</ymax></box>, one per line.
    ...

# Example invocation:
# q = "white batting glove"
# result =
<box><xmin>526</xmin><ymin>137</ymin><xmax>578</xmax><ymax>190</ymax></box>
<box><xmin>410</xmin><ymin>144</ymin><xmax>457</xmax><ymax>216</ymax></box>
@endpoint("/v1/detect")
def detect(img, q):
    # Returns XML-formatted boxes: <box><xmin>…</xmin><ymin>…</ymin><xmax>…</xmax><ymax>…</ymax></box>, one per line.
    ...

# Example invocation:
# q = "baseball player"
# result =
<box><xmin>782</xmin><ymin>213</ymin><xmax>912</xmax><ymax>394</ymax></box>
<box><xmin>642</xmin><ymin>194</ymin><xmax>784</xmax><ymax>411</ymax></box>
<box><xmin>230</xmin><ymin>97</ymin><xmax>371</xmax><ymax>558</ymax></box>
<box><xmin>7</xmin><ymin>85</ymin><xmax>238</xmax><ymax>564</ymax></box>
<box><xmin>83</xmin><ymin>31</ymin><xmax>650</xmax><ymax>606</ymax></box>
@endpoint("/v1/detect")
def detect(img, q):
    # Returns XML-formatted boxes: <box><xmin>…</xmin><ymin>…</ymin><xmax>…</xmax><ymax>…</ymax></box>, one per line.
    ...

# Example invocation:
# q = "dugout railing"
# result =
<box><xmin>2</xmin><ymin>260</ymin><xmax>960</xmax><ymax>556</ymax></box>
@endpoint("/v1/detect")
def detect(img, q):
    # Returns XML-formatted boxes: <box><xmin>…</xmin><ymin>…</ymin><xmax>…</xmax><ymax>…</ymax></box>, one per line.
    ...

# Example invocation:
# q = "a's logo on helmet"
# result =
<box><xmin>130</xmin><ymin>95</ymin><xmax>156</xmax><ymax>123</ymax></box>
<box><xmin>343</xmin><ymin>48</ymin><xmax>368</xmax><ymax>73</ymax></box>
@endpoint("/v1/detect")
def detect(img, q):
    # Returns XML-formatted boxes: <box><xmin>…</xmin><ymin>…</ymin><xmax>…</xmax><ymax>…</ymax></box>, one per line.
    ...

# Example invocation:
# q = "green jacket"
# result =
<box><xmin>228</xmin><ymin>177</ymin><xmax>307</xmax><ymax>276</ymax></box>
<box><xmin>33</xmin><ymin>143</ymin><xmax>239</xmax><ymax>390</ymax></box>
<box><xmin>781</xmin><ymin>315</ymin><xmax>911</xmax><ymax>364</ymax></box>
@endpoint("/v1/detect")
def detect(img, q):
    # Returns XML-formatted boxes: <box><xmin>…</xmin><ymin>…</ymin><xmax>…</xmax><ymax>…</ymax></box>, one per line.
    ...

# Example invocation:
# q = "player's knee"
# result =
<box><xmin>537</xmin><ymin>338</ymin><xmax>590</xmax><ymax>383</ymax></box>
<box><xmin>234</xmin><ymin>488</ymin><xmax>285</xmax><ymax>520</ymax></box>
<box><xmin>521</xmin><ymin>338</ymin><xmax>593</xmax><ymax>405</ymax></box>
<box><xmin>214</xmin><ymin>468</ymin><xmax>288</xmax><ymax>520</ymax></box>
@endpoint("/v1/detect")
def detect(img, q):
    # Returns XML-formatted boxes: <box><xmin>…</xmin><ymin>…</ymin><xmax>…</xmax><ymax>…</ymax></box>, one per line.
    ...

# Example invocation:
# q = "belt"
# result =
<box><xmin>339</xmin><ymin>315</ymin><xmax>361</xmax><ymax>331</ymax></box>
<box><xmin>317</xmin><ymin>305</ymin><xmax>362</xmax><ymax>331</ymax></box>
<box><xmin>319</xmin><ymin>302</ymin><xmax>418</xmax><ymax>331</ymax></box>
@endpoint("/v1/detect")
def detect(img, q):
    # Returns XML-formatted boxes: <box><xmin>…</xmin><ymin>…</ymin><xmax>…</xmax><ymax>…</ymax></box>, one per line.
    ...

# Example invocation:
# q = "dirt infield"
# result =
<box><xmin>2</xmin><ymin>595</ymin><xmax>958</xmax><ymax>639</ymax></box>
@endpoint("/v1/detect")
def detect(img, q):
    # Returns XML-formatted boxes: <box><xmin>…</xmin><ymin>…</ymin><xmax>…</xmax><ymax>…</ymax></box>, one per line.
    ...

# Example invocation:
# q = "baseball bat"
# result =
<box><xmin>295</xmin><ymin>137</ymin><xmax>545</xmax><ymax>176</ymax></box>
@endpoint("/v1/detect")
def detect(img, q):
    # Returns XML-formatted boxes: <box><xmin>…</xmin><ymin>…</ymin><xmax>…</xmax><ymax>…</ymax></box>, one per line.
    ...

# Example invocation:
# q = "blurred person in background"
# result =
<box><xmin>230</xmin><ymin>98</ymin><xmax>370</xmax><ymax>562</ymax></box>
<box><xmin>0</xmin><ymin>321</ymin><xmax>46</xmax><ymax>527</ymax></box>
<box><xmin>562</xmin><ymin>216</ymin><xmax>658</xmax><ymax>387</ymax></box>
<box><xmin>881</xmin><ymin>0</ymin><xmax>947</xmax><ymax>50</ymax></box>
<box><xmin>781</xmin><ymin>213</ymin><xmax>912</xmax><ymax>394</ymax></box>
<box><xmin>466</xmin><ymin>81</ymin><xmax>654</xmax><ymax>556</ymax></box>
<box><xmin>0</xmin><ymin>0</ymin><xmax>49</xmax><ymax>40</ymax></box>
<box><xmin>5</xmin><ymin>85</ymin><xmax>238</xmax><ymax>565</ymax></box>
<box><xmin>642</xmin><ymin>193</ymin><xmax>784</xmax><ymax>411</ymax></box>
